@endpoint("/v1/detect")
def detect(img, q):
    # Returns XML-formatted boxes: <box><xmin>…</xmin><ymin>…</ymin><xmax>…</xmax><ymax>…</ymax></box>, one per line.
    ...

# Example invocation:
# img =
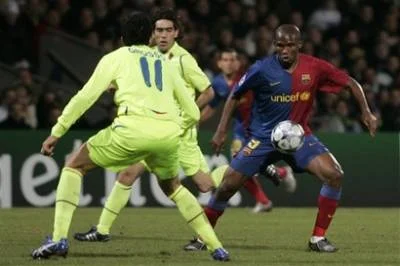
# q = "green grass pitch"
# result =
<box><xmin>0</xmin><ymin>208</ymin><xmax>399</xmax><ymax>266</ymax></box>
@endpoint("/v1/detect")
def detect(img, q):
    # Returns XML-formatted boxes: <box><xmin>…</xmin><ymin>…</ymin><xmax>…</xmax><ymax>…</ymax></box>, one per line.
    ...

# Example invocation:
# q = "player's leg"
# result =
<box><xmin>147</xmin><ymin>135</ymin><xmax>229</xmax><ymax>261</ymax></box>
<box><xmin>184</xmin><ymin>138</ymin><xmax>276</xmax><ymax>251</ymax></box>
<box><xmin>205</xmin><ymin>137</ymin><xmax>273</xmax><ymax>226</ymax></box>
<box><xmin>179</xmin><ymin>127</ymin><xmax>216</xmax><ymax>192</ymax></box>
<box><xmin>231</xmin><ymin>137</ymin><xmax>272</xmax><ymax>213</ymax></box>
<box><xmin>293</xmin><ymin>135</ymin><xmax>342</xmax><ymax>252</ymax></box>
<box><xmin>32</xmin><ymin>143</ymin><xmax>98</xmax><ymax>259</ymax></box>
<box><xmin>264</xmin><ymin>164</ymin><xmax>297</xmax><ymax>193</ymax></box>
<box><xmin>307</xmin><ymin>152</ymin><xmax>343</xmax><ymax>252</ymax></box>
<box><xmin>204</xmin><ymin>166</ymin><xmax>248</xmax><ymax>226</ymax></box>
<box><xmin>32</xmin><ymin>124</ymin><xmax>150</xmax><ymax>259</ymax></box>
<box><xmin>74</xmin><ymin>162</ymin><xmax>147</xmax><ymax>242</ymax></box>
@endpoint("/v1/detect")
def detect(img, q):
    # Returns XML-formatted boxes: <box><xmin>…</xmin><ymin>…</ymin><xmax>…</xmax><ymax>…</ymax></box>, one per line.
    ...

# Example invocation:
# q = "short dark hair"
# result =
<box><xmin>152</xmin><ymin>7</ymin><xmax>183</xmax><ymax>39</ymax></box>
<box><xmin>121</xmin><ymin>11</ymin><xmax>152</xmax><ymax>46</ymax></box>
<box><xmin>218</xmin><ymin>48</ymin><xmax>237</xmax><ymax>59</ymax></box>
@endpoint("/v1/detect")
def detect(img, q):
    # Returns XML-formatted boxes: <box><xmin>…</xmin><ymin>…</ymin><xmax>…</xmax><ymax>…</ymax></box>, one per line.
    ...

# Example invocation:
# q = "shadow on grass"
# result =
<box><xmin>72</xmin><ymin>250</ymin><xmax>173</xmax><ymax>258</ymax></box>
<box><xmin>110</xmin><ymin>235</ymin><xmax>186</xmax><ymax>242</ymax></box>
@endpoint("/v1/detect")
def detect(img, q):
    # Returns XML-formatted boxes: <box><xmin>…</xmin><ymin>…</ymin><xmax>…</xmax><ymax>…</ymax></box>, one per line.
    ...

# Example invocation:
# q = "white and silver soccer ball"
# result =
<box><xmin>271</xmin><ymin>120</ymin><xmax>305</xmax><ymax>153</ymax></box>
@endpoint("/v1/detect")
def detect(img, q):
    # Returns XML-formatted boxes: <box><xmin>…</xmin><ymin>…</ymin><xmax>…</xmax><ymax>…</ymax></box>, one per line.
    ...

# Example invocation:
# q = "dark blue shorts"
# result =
<box><xmin>230</xmin><ymin>134</ymin><xmax>329</xmax><ymax>177</ymax></box>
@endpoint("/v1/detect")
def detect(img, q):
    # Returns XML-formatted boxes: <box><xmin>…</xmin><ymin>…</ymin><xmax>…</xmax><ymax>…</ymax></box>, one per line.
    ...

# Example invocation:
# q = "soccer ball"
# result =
<box><xmin>271</xmin><ymin>120</ymin><xmax>305</xmax><ymax>153</ymax></box>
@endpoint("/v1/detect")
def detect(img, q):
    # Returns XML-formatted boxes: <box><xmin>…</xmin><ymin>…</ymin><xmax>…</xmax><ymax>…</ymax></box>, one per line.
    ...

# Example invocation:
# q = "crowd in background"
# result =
<box><xmin>0</xmin><ymin>0</ymin><xmax>399</xmax><ymax>131</ymax></box>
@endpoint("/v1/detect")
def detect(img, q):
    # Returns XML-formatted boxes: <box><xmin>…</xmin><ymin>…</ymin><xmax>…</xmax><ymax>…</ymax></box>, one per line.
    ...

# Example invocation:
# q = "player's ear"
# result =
<box><xmin>297</xmin><ymin>41</ymin><xmax>303</xmax><ymax>49</ymax></box>
<box><xmin>149</xmin><ymin>33</ymin><xmax>156</xmax><ymax>47</ymax></box>
<box><xmin>174</xmin><ymin>29</ymin><xmax>179</xmax><ymax>39</ymax></box>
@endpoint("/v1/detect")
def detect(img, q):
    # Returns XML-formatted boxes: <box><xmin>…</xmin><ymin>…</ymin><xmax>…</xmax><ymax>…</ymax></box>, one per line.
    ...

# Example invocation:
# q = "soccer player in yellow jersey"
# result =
<box><xmin>74</xmin><ymin>8</ymin><xmax>224</xmax><ymax>243</ymax></box>
<box><xmin>31</xmin><ymin>12</ymin><xmax>229</xmax><ymax>261</ymax></box>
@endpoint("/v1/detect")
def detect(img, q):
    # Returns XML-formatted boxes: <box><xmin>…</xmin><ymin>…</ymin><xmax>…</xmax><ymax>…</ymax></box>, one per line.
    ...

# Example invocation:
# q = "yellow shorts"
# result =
<box><xmin>87</xmin><ymin>116</ymin><xmax>181</xmax><ymax>180</ymax></box>
<box><xmin>178</xmin><ymin>126</ymin><xmax>209</xmax><ymax>176</ymax></box>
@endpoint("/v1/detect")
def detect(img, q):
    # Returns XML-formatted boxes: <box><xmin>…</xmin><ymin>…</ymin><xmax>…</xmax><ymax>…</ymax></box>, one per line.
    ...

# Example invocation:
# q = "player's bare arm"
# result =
<box><xmin>200</xmin><ymin>105</ymin><xmax>216</xmax><ymax>123</ymax></box>
<box><xmin>40</xmin><ymin>54</ymin><xmax>116</xmax><ymax>156</ymax></box>
<box><xmin>346</xmin><ymin>77</ymin><xmax>378</xmax><ymax>137</ymax></box>
<box><xmin>212</xmin><ymin>92</ymin><xmax>239</xmax><ymax>154</ymax></box>
<box><xmin>196</xmin><ymin>86</ymin><xmax>215</xmax><ymax>109</ymax></box>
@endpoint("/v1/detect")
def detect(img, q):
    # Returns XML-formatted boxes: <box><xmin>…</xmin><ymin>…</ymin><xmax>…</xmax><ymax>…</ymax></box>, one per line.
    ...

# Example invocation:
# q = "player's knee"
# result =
<box><xmin>117</xmin><ymin>170</ymin><xmax>137</xmax><ymax>186</ymax></box>
<box><xmin>197</xmin><ymin>183</ymin><xmax>214</xmax><ymax>193</ymax></box>
<box><xmin>218</xmin><ymin>170</ymin><xmax>243</xmax><ymax>197</ymax></box>
<box><xmin>65</xmin><ymin>158</ymin><xmax>86</xmax><ymax>176</ymax></box>
<box><xmin>326</xmin><ymin>167</ymin><xmax>344</xmax><ymax>188</ymax></box>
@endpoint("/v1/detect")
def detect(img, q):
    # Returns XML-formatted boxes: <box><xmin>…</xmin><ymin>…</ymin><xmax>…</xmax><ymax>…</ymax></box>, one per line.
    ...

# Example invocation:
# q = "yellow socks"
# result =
<box><xmin>211</xmin><ymin>165</ymin><xmax>228</xmax><ymax>187</ymax></box>
<box><xmin>169</xmin><ymin>185</ymin><xmax>222</xmax><ymax>251</ymax></box>
<box><xmin>52</xmin><ymin>167</ymin><xmax>82</xmax><ymax>241</ymax></box>
<box><xmin>97</xmin><ymin>181</ymin><xmax>132</xmax><ymax>235</ymax></box>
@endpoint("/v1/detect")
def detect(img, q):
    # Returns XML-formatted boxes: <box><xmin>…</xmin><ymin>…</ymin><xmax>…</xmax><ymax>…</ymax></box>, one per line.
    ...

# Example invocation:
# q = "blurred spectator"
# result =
<box><xmin>0</xmin><ymin>87</ymin><xmax>17</xmax><ymax>123</ymax></box>
<box><xmin>319</xmin><ymin>100</ymin><xmax>362</xmax><ymax>133</ymax></box>
<box><xmin>381</xmin><ymin>89</ymin><xmax>400</xmax><ymax>131</ymax></box>
<box><xmin>308</xmin><ymin>0</ymin><xmax>341</xmax><ymax>31</ymax></box>
<box><xmin>290</xmin><ymin>10</ymin><xmax>304</xmax><ymax>31</ymax></box>
<box><xmin>36</xmin><ymin>89</ymin><xmax>60</xmax><ymax>128</ymax></box>
<box><xmin>0</xmin><ymin>101</ymin><xmax>32</xmax><ymax>129</ymax></box>
<box><xmin>0</xmin><ymin>0</ymin><xmax>398</xmax><ymax>132</ymax></box>
<box><xmin>14</xmin><ymin>85</ymin><xmax>37</xmax><ymax>128</ymax></box>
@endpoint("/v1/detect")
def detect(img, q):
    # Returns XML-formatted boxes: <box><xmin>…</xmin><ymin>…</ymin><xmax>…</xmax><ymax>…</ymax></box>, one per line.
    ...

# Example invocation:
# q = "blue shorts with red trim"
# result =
<box><xmin>230</xmin><ymin>134</ymin><xmax>329</xmax><ymax>177</ymax></box>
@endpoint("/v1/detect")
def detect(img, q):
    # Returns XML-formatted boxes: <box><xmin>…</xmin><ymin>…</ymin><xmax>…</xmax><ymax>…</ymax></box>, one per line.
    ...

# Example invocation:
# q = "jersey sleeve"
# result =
<box><xmin>180</xmin><ymin>54</ymin><xmax>211</xmax><ymax>92</ymax></box>
<box><xmin>208</xmin><ymin>78</ymin><xmax>226</xmax><ymax>108</ymax></box>
<box><xmin>317</xmin><ymin>58</ymin><xmax>350</xmax><ymax>93</ymax></box>
<box><xmin>232</xmin><ymin>62</ymin><xmax>263</xmax><ymax>98</ymax></box>
<box><xmin>51</xmin><ymin>53</ymin><xmax>119</xmax><ymax>137</ymax></box>
<box><xmin>170</xmin><ymin>65</ymin><xmax>200</xmax><ymax>128</ymax></box>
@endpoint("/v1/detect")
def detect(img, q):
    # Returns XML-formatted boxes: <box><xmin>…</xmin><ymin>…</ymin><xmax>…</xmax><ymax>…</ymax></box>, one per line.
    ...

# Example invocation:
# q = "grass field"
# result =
<box><xmin>0</xmin><ymin>208</ymin><xmax>399</xmax><ymax>266</ymax></box>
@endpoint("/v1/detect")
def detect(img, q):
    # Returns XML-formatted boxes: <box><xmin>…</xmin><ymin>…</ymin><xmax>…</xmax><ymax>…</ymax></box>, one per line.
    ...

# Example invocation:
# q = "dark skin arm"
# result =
<box><xmin>196</xmin><ymin>86</ymin><xmax>215</xmax><ymax>109</ymax></box>
<box><xmin>211</xmin><ymin>92</ymin><xmax>239</xmax><ymax>154</ymax></box>
<box><xmin>346</xmin><ymin>77</ymin><xmax>378</xmax><ymax>137</ymax></box>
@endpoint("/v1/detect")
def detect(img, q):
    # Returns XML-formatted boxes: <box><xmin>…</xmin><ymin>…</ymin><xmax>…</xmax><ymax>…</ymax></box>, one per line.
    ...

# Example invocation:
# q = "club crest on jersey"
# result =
<box><xmin>301</xmin><ymin>74</ymin><xmax>311</xmax><ymax>84</ymax></box>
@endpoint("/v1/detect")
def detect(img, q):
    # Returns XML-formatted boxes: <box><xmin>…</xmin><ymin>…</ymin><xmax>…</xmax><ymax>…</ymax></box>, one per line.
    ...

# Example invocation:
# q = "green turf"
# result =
<box><xmin>0</xmin><ymin>208</ymin><xmax>399</xmax><ymax>266</ymax></box>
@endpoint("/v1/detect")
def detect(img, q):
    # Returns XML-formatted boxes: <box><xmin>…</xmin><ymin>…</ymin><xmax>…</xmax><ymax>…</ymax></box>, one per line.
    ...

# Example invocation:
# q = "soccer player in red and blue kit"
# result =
<box><xmin>208</xmin><ymin>24</ymin><xmax>377</xmax><ymax>252</ymax></box>
<box><xmin>202</xmin><ymin>48</ymin><xmax>297</xmax><ymax>211</ymax></box>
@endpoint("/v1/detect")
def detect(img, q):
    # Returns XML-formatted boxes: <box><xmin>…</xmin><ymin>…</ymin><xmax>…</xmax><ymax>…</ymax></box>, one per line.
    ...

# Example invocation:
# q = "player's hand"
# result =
<box><xmin>361</xmin><ymin>111</ymin><xmax>378</xmax><ymax>137</ymax></box>
<box><xmin>211</xmin><ymin>130</ymin><xmax>226</xmax><ymax>155</ymax></box>
<box><xmin>41</xmin><ymin>135</ymin><xmax>59</xmax><ymax>156</ymax></box>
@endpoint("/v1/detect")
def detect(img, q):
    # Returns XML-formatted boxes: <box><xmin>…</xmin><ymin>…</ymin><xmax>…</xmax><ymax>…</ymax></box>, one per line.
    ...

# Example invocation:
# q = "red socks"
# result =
<box><xmin>312</xmin><ymin>195</ymin><xmax>339</xmax><ymax>236</ymax></box>
<box><xmin>204</xmin><ymin>207</ymin><xmax>224</xmax><ymax>227</ymax></box>
<box><xmin>276</xmin><ymin>167</ymin><xmax>287</xmax><ymax>179</ymax></box>
<box><xmin>243</xmin><ymin>177</ymin><xmax>269</xmax><ymax>204</ymax></box>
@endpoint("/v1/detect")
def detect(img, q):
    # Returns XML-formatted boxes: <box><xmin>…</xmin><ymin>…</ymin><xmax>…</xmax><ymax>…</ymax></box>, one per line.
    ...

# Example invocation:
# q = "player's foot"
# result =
<box><xmin>73</xmin><ymin>226</ymin><xmax>110</xmax><ymax>242</ymax></box>
<box><xmin>280</xmin><ymin>166</ymin><xmax>296</xmax><ymax>193</ymax></box>
<box><xmin>264</xmin><ymin>165</ymin><xmax>281</xmax><ymax>186</ymax></box>
<box><xmin>183</xmin><ymin>237</ymin><xmax>206</xmax><ymax>251</ymax></box>
<box><xmin>251</xmin><ymin>201</ymin><xmax>273</xmax><ymax>213</ymax></box>
<box><xmin>212</xmin><ymin>247</ymin><xmax>230</xmax><ymax>261</ymax></box>
<box><xmin>308</xmin><ymin>237</ymin><xmax>338</xmax><ymax>252</ymax></box>
<box><xmin>31</xmin><ymin>236</ymin><xmax>69</xmax><ymax>259</ymax></box>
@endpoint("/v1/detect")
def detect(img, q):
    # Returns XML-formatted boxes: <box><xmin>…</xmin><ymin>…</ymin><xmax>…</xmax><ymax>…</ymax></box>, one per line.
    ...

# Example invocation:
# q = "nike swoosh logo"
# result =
<box><xmin>309</xmin><ymin>143</ymin><xmax>317</xmax><ymax>146</ymax></box>
<box><xmin>270</xmin><ymin>81</ymin><xmax>281</xmax><ymax>86</ymax></box>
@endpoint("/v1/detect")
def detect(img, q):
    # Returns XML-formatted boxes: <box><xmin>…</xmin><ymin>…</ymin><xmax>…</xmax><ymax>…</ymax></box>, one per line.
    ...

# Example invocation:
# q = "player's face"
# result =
<box><xmin>274</xmin><ymin>35</ymin><xmax>301</xmax><ymax>67</ymax></box>
<box><xmin>153</xmin><ymin>19</ymin><xmax>178</xmax><ymax>53</ymax></box>
<box><xmin>218</xmin><ymin>52</ymin><xmax>239</xmax><ymax>76</ymax></box>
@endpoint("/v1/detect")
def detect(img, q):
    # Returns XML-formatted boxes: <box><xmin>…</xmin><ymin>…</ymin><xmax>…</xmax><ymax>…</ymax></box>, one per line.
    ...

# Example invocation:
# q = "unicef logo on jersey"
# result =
<box><xmin>271</xmin><ymin>92</ymin><xmax>311</xmax><ymax>103</ymax></box>
<box><xmin>238</xmin><ymin>74</ymin><xmax>247</xmax><ymax>86</ymax></box>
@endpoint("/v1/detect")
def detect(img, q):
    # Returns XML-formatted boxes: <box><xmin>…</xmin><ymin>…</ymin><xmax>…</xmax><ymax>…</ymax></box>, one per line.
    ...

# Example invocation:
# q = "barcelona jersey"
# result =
<box><xmin>233</xmin><ymin>53</ymin><xmax>349</xmax><ymax>139</ymax></box>
<box><xmin>210</xmin><ymin>72</ymin><xmax>253</xmax><ymax>139</ymax></box>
